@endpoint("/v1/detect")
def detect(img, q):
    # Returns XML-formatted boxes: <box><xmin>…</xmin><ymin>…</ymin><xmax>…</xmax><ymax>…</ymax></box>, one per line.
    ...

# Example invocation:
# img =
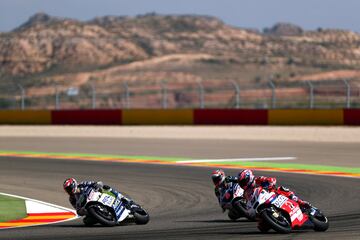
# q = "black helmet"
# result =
<box><xmin>211</xmin><ymin>169</ymin><xmax>226</xmax><ymax>187</ymax></box>
<box><xmin>63</xmin><ymin>178</ymin><xmax>78</xmax><ymax>194</ymax></box>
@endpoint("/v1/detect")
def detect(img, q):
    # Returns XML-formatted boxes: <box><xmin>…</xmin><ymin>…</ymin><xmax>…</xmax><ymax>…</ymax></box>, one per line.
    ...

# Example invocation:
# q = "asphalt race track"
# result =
<box><xmin>0</xmin><ymin>138</ymin><xmax>359</xmax><ymax>240</ymax></box>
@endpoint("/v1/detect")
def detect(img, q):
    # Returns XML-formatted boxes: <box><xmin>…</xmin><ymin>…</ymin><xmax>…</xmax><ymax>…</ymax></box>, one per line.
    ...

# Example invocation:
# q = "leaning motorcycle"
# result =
<box><xmin>218</xmin><ymin>182</ymin><xmax>249</xmax><ymax>221</ymax></box>
<box><xmin>236</xmin><ymin>187</ymin><xmax>329</xmax><ymax>233</ymax></box>
<box><xmin>77</xmin><ymin>187</ymin><xmax>150</xmax><ymax>227</ymax></box>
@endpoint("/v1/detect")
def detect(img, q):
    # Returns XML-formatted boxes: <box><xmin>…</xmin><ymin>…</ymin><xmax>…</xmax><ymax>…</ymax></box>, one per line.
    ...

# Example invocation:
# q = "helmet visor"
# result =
<box><xmin>65</xmin><ymin>186</ymin><xmax>74</xmax><ymax>194</ymax></box>
<box><xmin>239</xmin><ymin>178</ymin><xmax>248</xmax><ymax>188</ymax></box>
<box><xmin>212</xmin><ymin>175</ymin><xmax>222</xmax><ymax>186</ymax></box>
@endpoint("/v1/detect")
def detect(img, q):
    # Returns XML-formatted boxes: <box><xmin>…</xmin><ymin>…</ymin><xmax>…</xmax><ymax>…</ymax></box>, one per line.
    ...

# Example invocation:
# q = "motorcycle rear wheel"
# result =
<box><xmin>88</xmin><ymin>205</ymin><xmax>117</xmax><ymax>227</ymax></box>
<box><xmin>232</xmin><ymin>200</ymin><xmax>249</xmax><ymax>219</ymax></box>
<box><xmin>261</xmin><ymin>208</ymin><xmax>291</xmax><ymax>233</ymax></box>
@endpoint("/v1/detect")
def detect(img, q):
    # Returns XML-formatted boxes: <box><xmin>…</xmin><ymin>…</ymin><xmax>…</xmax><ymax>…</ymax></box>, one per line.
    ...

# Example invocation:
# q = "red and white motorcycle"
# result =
<box><xmin>240</xmin><ymin>187</ymin><xmax>329</xmax><ymax>233</ymax></box>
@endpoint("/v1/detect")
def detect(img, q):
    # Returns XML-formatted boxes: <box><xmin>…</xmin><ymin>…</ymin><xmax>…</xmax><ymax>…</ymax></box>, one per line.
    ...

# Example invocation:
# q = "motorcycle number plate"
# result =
<box><xmin>99</xmin><ymin>194</ymin><xmax>116</xmax><ymax>207</ymax></box>
<box><xmin>272</xmin><ymin>195</ymin><xmax>288</xmax><ymax>208</ymax></box>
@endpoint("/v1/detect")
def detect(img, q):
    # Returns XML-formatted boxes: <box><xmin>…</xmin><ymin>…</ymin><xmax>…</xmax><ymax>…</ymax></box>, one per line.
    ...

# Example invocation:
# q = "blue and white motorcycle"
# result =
<box><xmin>78</xmin><ymin>187</ymin><xmax>149</xmax><ymax>227</ymax></box>
<box><xmin>218</xmin><ymin>182</ymin><xmax>248</xmax><ymax>221</ymax></box>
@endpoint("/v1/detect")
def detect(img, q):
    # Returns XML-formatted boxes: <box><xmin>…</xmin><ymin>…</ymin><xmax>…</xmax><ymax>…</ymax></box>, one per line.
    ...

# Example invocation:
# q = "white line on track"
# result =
<box><xmin>176</xmin><ymin>157</ymin><xmax>296</xmax><ymax>164</ymax></box>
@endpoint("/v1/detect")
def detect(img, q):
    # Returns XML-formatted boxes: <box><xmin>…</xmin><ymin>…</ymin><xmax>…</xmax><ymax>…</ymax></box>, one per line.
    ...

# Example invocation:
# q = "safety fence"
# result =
<box><xmin>0</xmin><ymin>109</ymin><xmax>359</xmax><ymax>125</ymax></box>
<box><xmin>2</xmin><ymin>79</ymin><xmax>360</xmax><ymax>110</ymax></box>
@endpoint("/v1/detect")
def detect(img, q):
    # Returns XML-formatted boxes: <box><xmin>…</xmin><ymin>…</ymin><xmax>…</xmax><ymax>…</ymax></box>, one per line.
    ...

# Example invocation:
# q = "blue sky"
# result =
<box><xmin>0</xmin><ymin>0</ymin><xmax>359</xmax><ymax>32</ymax></box>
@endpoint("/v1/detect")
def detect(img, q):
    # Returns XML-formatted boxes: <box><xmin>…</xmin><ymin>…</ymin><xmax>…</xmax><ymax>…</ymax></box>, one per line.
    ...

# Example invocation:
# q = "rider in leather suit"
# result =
<box><xmin>63</xmin><ymin>178</ymin><xmax>132</xmax><ymax>218</ymax></box>
<box><xmin>211</xmin><ymin>169</ymin><xmax>234</xmax><ymax>211</ymax></box>
<box><xmin>235</xmin><ymin>170</ymin><xmax>310</xmax><ymax>208</ymax></box>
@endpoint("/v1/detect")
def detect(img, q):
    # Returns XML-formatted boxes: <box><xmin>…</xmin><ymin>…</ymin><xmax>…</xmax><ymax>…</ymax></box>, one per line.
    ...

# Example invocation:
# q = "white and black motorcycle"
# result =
<box><xmin>77</xmin><ymin>187</ymin><xmax>149</xmax><ymax>227</ymax></box>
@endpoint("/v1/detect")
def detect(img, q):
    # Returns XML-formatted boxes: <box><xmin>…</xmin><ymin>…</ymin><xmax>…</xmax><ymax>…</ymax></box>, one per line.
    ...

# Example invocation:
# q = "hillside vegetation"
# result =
<box><xmin>1</xmin><ymin>13</ymin><xmax>360</xmax><ymax>108</ymax></box>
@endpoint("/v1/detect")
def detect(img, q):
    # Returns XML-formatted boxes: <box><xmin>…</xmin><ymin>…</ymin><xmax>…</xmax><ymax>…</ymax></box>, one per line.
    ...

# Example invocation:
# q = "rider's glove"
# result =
<box><xmin>262</xmin><ymin>182</ymin><xmax>276</xmax><ymax>191</ymax></box>
<box><xmin>279</xmin><ymin>186</ymin><xmax>290</xmax><ymax>192</ymax></box>
<box><xmin>225</xmin><ymin>176</ymin><xmax>237</xmax><ymax>183</ymax></box>
<box><xmin>93</xmin><ymin>181</ymin><xmax>104</xmax><ymax>190</ymax></box>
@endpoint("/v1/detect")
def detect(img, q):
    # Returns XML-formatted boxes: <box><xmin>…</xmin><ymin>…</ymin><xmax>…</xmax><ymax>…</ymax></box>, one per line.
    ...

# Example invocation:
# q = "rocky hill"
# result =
<box><xmin>263</xmin><ymin>22</ymin><xmax>304</xmax><ymax>36</ymax></box>
<box><xmin>1</xmin><ymin>13</ymin><xmax>360</xmax><ymax>108</ymax></box>
<box><xmin>1</xmin><ymin>12</ymin><xmax>360</xmax><ymax>77</ymax></box>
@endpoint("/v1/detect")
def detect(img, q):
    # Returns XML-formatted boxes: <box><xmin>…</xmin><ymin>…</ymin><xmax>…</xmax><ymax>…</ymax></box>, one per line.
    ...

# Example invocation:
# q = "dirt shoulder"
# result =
<box><xmin>0</xmin><ymin>126</ymin><xmax>359</xmax><ymax>143</ymax></box>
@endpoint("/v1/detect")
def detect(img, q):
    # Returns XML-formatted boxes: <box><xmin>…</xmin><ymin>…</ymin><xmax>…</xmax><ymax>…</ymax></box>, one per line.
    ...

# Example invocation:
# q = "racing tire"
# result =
<box><xmin>133</xmin><ymin>206</ymin><xmax>150</xmax><ymax>225</ymax></box>
<box><xmin>232</xmin><ymin>200</ymin><xmax>247</xmax><ymax>216</ymax></box>
<box><xmin>83</xmin><ymin>216</ymin><xmax>98</xmax><ymax>226</ymax></box>
<box><xmin>228</xmin><ymin>210</ymin><xmax>240</xmax><ymax>221</ymax></box>
<box><xmin>261</xmin><ymin>208</ymin><xmax>292</xmax><ymax>234</ymax></box>
<box><xmin>310</xmin><ymin>212</ymin><xmax>329</xmax><ymax>232</ymax></box>
<box><xmin>257</xmin><ymin>222</ymin><xmax>271</xmax><ymax>233</ymax></box>
<box><xmin>88</xmin><ymin>205</ymin><xmax>117</xmax><ymax>227</ymax></box>
<box><xmin>232</xmin><ymin>200</ymin><xmax>254</xmax><ymax>221</ymax></box>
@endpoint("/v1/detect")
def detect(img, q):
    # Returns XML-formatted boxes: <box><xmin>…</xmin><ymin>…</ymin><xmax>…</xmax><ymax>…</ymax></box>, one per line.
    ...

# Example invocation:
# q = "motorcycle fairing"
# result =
<box><xmin>113</xmin><ymin>198</ymin><xmax>131</xmax><ymax>222</ymax></box>
<box><xmin>271</xmin><ymin>195</ymin><xmax>309</xmax><ymax>228</ymax></box>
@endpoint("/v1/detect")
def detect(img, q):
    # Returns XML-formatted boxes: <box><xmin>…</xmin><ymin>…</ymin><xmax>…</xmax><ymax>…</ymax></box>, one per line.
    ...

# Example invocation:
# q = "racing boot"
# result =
<box><xmin>277</xmin><ymin>186</ymin><xmax>311</xmax><ymax>210</ymax></box>
<box><xmin>297</xmin><ymin>199</ymin><xmax>313</xmax><ymax>212</ymax></box>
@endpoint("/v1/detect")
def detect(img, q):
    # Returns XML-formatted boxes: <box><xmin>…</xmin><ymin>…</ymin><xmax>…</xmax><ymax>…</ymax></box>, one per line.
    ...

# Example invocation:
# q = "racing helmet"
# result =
<box><xmin>238</xmin><ymin>169</ymin><xmax>255</xmax><ymax>190</ymax></box>
<box><xmin>211</xmin><ymin>169</ymin><xmax>226</xmax><ymax>187</ymax></box>
<box><xmin>63</xmin><ymin>178</ymin><xmax>78</xmax><ymax>194</ymax></box>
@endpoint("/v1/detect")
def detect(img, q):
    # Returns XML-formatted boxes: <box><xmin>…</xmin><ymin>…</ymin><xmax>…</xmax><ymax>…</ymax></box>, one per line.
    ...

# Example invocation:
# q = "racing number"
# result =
<box><xmin>272</xmin><ymin>195</ymin><xmax>288</xmax><ymax>208</ymax></box>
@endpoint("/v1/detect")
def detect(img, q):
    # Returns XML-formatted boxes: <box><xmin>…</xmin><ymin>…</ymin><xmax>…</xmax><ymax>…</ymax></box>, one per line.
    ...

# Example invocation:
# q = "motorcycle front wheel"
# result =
<box><xmin>83</xmin><ymin>216</ymin><xmax>98</xmax><ymax>226</ymax></box>
<box><xmin>132</xmin><ymin>205</ymin><xmax>150</xmax><ymax>225</ymax></box>
<box><xmin>310</xmin><ymin>210</ymin><xmax>329</xmax><ymax>232</ymax></box>
<box><xmin>261</xmin><ymin>208</ymin><xmax>291</xmax><ymax>233</ymax></box>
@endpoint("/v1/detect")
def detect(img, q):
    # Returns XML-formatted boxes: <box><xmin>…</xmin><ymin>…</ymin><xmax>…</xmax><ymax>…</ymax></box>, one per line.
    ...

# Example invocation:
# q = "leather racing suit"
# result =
<box><xmin>214</xmin><ymin>181</ymin><xmax>237</xmax><ymax>211</ymax></box>
<box><xmin>228</xmin><ymin>176</ymin><xmax>309</xmax><ymax>212</ymax></box>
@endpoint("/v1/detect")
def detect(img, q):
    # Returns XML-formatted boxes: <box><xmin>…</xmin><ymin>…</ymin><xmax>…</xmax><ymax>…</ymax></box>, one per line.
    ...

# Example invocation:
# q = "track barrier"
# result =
<box><xmin>0</xmin><ymin>109</ymin><xmax>359</xmax><ymax>125</ymax></box>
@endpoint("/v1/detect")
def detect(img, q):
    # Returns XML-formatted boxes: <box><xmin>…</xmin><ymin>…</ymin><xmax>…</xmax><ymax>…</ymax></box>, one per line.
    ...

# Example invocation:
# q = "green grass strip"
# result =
<box><xmin>0</xmin><ymin>150</ymin><xmax>187</xmax><ymax>162</ymax></box>
<box><xmin>0</xmin><ymin>150</ymin><xmax>359</xmax><ymax>175</ymax></box>
<box><xmin>0</xmin><ymin>194</ymin><xmax>27</xmax><ymax>222</ymax></box>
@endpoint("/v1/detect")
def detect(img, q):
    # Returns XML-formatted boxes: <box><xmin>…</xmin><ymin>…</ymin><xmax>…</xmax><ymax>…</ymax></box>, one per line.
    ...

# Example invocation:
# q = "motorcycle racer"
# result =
<box><xmin>63</xmin><ymin>178</ymin><xmax>132</xmax><ymax>217</ymax></box>
<box><xmin>227</xmin><ymin>169</ymin><xmax>311</xmax><ymax>231</ymax></box>
<box><xmin>226</xmin><ymin>170</ymin><xmax>311</xmax><ymax>214</ymax></box>
<box><xmin>211</xmin><ymin>169</ymin><xmax>245</xmax><ymax>213</ymax></box>
<box><xmin>211</xmin><ymin>169</ymin><xmax>233</xmax><ymax>211</ymax></box>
